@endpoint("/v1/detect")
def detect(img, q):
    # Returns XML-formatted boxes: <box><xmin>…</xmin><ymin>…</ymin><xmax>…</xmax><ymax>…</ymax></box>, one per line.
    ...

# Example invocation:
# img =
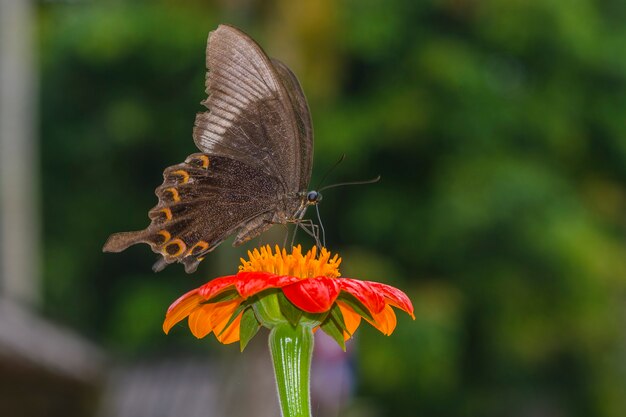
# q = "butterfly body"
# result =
<box><xmin>104</xmin><ymin>25</ymin><xmax>316</xmax><ymax>273</ymax></box>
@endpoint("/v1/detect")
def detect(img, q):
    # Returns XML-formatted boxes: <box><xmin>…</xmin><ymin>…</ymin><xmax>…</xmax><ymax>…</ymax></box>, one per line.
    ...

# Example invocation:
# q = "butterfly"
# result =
<box><xmin>103</xmin><ymin>24</ymin><xmax>320</xmax><ymax>273</ymax></box>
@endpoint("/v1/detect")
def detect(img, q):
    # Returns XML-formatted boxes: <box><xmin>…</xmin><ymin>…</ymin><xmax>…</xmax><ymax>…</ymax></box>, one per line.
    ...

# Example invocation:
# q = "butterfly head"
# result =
<box><xmin>306</xmin><ymin>190</ymin><xmax>322</xmax><ymax>205</ymax></box>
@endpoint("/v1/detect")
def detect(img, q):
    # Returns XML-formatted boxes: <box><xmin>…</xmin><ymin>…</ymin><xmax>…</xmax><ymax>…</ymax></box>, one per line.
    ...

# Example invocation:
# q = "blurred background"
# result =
<box><xmin>1</xmin><ymin>0</ymin><xmax>626</xmax><ymax>416</ymax></box>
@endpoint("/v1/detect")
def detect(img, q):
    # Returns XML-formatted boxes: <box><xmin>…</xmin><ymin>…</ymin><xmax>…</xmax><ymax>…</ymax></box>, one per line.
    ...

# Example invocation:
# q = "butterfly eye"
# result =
<box><xmin>307</xmin><ymin>191</ymin><xmax>320</xmax><ymax>203</ymax></box>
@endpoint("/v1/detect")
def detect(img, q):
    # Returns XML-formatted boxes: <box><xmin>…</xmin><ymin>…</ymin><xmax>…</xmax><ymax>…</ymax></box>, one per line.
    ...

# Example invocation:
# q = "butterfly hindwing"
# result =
<box><xmin>103</xmin><ymin>153</ymin><xmax>282</xmax><ymax>272</ymax></box>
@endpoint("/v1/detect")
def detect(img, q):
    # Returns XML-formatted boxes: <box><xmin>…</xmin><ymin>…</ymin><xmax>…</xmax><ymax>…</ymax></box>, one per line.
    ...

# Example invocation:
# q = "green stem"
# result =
<box><xmin>269</xmin><ymin>323</ymin><xmax>314</xmax><ymax>417</ymax></box>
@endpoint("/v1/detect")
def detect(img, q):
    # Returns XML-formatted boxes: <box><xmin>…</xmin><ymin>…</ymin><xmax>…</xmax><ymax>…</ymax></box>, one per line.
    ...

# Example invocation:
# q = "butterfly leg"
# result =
<box><xmin>314</xmin><ymin>204</ymin><xmax>326</xmax><ymax>247</ymax></box>
<box><xmin>280</xmin><ymin>223</ymin><xmax>291</xmax><ymax>249</ymax></box>
<box><xmin>289</xmin><ymin>219</ymin><xmax>315</xmax><ymax>248</ymax></box>
<box><xmin>291</xmin><ymin>219</ymin><xmax>322</xmax><ymax>249</ymax></box>
<box><xmin>289</xmin><ymin>221</ymin><xmax>299</xmax><ymax>248</ymax></box>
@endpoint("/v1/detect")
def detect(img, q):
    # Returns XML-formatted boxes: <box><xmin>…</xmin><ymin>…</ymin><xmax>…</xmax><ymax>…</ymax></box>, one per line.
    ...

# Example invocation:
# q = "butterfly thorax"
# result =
<box><xmin>285</xmin><ymin>190</ymin><xmax>322</xmax><ymax>223</ymax></box>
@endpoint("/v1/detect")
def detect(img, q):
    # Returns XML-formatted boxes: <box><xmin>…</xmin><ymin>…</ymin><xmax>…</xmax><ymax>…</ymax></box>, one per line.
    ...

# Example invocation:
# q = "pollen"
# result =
<box><xmin>238</xmin><ymin>245</ymin><xmax>341</xmax><ymax>279</ymax></box>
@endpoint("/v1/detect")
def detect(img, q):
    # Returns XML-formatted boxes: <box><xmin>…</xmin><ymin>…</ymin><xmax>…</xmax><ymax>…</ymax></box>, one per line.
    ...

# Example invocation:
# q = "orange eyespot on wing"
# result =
<box><xmin>189</xmin><ymin>241</ymin><xmax>209</xmax><ymax>256</ymax></box>
<box><xmin>151</xmin><ymin>207</ymin><xmax>172</xmax><ymax>222</ymax></box>
<box><xmin>164</xmin><ymin>239</ymin><xmax>186</xmax><ymax>257</ymax></box>
<box><xmin>149</xmin><ymin>207</ymin><xmax>173</xmax><ymax>223</ymax></box>
<box><xmin>163</xmin><ymin>187</ymin><xmax>181</xmax><ymax>202</ymax></box>
<box><xmin>155</xmin><ymin>230</ymin><xmax>171</xmax><ymax>245</ymax></box>
<box><xmin>170</xmin><ymin>170</ymin><xmax>190</xmax><ymax>184</ymax></box>
<box><xmin>186</xmin><ymin>154</ymin><xmax>210</xmax><ymax>169</ymax></box>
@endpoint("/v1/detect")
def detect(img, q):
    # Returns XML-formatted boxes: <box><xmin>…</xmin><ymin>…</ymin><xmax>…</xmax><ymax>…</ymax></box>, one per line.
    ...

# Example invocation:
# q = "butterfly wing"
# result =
<box><xmin>270</xmin><ymin>58</ymin><xmax>314</xmax><ymax>191</ymax></box>
<box><xmin>104</xmin><ymin>25</ymin><xmax>315</xmax><ymax>273</ymax></box>
<box><xmin>103</xmin><ymin>154</ymin><xmax>281</xmax><ymax>273</ymax></box>
<box><xmin>192</xmin><ymin>24</ymin><xmax>313</xmax><ymax>193</ymax></box>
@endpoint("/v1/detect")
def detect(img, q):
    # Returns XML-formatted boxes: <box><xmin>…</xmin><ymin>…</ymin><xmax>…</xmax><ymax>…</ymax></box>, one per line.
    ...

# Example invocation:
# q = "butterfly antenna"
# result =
<box><xmin>318</xmin><ymin>175</ymin><xmax>381</xmax><ymax>192</ymax></box>
<box><xmin>315</xmin><ymin>154</ymin><xmax>346</xmax><ymax>190</ymax></box>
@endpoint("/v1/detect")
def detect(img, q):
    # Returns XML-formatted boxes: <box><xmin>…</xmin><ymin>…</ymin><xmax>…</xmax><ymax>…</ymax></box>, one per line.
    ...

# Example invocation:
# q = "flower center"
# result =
<box><xmin>238</xmin><ymin>245</ymin><xmax>341</xmax><ymax>279</ymax></box>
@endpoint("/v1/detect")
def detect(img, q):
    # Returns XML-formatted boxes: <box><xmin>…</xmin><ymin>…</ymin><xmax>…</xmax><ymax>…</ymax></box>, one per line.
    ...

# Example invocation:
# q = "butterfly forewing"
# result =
<box><xmin>193</xmin><ymin>25</ymin><xmax>310</xmax><ymax>193</ymax></box>
<box><xmin>270</xmin><ymin>58</ymin><xmax>314</xmax><ymax>190</ymax></box>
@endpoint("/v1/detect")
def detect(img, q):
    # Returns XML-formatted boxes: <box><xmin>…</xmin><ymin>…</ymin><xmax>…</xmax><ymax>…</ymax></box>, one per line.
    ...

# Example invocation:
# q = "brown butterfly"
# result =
<box><xmin>103</xmin><ymin>24</ymin><xmax>320</xmax><ymax>273</ymax></box>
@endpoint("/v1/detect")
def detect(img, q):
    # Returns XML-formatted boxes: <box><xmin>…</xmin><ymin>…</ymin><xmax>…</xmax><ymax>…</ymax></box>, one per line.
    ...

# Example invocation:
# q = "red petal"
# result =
<box><xmin>337</xmin><ymin>279</ymin><xmax>386</xmax><ymax>314</ymax></box>
<box><xmin>367</xmin><ymin>281</ymin><xmax>415</xmax><ymax>318</ymax></box>
<box><xmin>282</xmin><ymin>277</ymin><xmax>340</xmax><ymax>313</ymax></box>
<box><xmin>234</xmin><ymin>271</ymin><xmax>300</xmax><ymax>298</ymax></box>
<box><xmin>366</xmin><ymin>304</ymin><xmax>397</xmax><ymax>335</ymax></box>
<box><xmin>198</xmin><ymin>275</ymin><xmax>239</xmax><ymax>300</ymax></box>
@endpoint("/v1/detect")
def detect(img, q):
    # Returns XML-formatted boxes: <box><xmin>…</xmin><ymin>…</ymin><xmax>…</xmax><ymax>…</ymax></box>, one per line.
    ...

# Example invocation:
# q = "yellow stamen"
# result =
<box><xmin>238</xmin><ymin>245</ymin><xmax>341</xmax><ymax>279</ymax></box>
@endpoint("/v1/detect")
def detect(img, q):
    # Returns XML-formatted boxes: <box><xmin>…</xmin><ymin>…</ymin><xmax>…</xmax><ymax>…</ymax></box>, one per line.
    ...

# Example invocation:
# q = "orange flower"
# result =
<box><xmin>163</xmin><ymin>245</ymin><xmax>414</xmax><ymax>349</ymax></box>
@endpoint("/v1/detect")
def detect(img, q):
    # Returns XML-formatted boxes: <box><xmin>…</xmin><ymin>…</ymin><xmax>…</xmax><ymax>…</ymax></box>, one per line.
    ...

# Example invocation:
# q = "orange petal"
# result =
<box><xmin>215</xmin><ymin>313</ymin><xmax>242</xmax><ymax>344</ymax></box>
<box><xmin>163</xmin><ymin>291</ymin><xmax>204</xmax><ymax>334</ymax></box>
<box><xmin>188</xmin><ymin>304</ymin><xmax>215</xmax><ymax>338</ymax></box>
<box><xmin>337</xmin><ymin>301</ymin><xmax>362</xmax><ymax>341</ymax></box>
<box><xmin>210</xmin><ymin>299</ymin><xmax>242</xmax><ymax>344</ymax></box>
<box><xmin>366</xmin><ymin>304</ymin><xmax>397</xmax><ymax>336</ymax></box>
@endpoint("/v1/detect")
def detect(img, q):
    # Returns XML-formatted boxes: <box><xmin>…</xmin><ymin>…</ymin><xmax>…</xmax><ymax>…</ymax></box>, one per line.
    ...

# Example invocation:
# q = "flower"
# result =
<box><xmin>163</xmin><ymin>245</ymin><xmax>414</xmax><ymax>350</ymax></box>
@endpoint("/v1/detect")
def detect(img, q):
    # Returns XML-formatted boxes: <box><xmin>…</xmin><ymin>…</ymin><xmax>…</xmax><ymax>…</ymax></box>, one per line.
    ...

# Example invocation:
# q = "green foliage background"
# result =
<box><xmin>38</xmin><ymin>1</ymin><xmax>626</xmax><ymax>416</ymax></box>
